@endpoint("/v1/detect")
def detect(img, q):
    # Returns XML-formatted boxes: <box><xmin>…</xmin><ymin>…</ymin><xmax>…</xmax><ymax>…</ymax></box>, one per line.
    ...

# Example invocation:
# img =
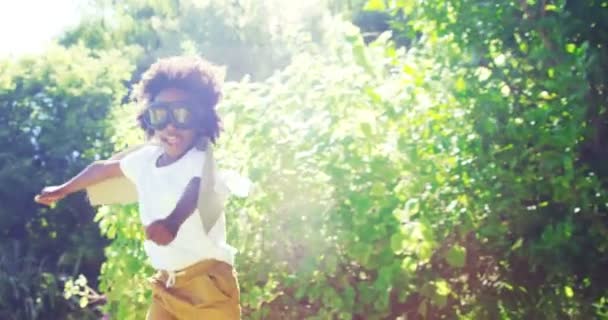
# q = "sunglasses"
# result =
<box><xmin>143</xmin><ymin>100</ymin><xmax>202</xmax><ymax>130</ymax></box>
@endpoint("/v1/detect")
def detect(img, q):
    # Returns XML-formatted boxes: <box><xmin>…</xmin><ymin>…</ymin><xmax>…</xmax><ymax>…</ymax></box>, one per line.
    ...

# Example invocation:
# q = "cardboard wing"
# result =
<box><xmin>86</xmin><ymin>144</ymin><xmax>147</xmax><ymax>206</ymax></box>
<box><xmin>198</xmin><ymin>142</ymin><xmax>224</xmax><ymax>233</ymax></box>
<box><xmin>87</xmin><ymin>177</ymin><xmax>138</xmax><ymax>206</ymax></box>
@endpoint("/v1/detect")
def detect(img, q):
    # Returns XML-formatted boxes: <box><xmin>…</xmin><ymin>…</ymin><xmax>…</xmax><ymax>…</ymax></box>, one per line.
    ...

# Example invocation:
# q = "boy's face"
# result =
<box><xmin>153</xmin><ymin>88</ymin><xmax>198</xmax><ymax>158</ymax></box>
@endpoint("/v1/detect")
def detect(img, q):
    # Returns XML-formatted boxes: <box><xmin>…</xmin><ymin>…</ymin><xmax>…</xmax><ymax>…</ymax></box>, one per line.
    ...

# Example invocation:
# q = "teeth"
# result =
<box><xmin>165</xmin><ymin>136</ymin><xmax>179</xmax><ymax>144</ymax></box>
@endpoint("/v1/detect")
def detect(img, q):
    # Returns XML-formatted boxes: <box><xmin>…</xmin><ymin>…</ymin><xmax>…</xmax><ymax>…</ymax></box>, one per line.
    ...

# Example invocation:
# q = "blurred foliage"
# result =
<box><xmin>0</xmin><ymin>241</ymin><xmax>98</xmax><ymax>320</ymax></box>
<box><xmin>0</xmin><ymin>45</ymin><xmax>133</xmax><ymax>318</ymax></box>
<box><xmin>1</xmin><ymin>0</ymin><xmax>608</xmax><ymax>319</ymax></box>
<box><xmin>60</xmin><ymin>0</ymin><xmax>326</xmax><ymax>81</ymax></box>
<box><xmin>383</xmin><ymin>0</ymin><xmax>608</xmax><ymax>318</ymax></box>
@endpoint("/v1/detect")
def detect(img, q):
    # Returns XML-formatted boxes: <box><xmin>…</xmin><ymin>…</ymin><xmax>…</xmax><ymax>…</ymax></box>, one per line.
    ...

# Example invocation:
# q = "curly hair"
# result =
<box><xmin>132</xmin><ymin>56</ymin><xmax>224</xmax><ymax>143</ymax></box>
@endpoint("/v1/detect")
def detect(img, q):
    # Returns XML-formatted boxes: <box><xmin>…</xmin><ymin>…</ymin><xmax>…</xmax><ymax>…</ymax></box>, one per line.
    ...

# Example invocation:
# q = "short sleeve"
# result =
<box><xmin>119</xmin><ymin>145</ymin><xmax>156</xmax><ymax>184</ymax></box>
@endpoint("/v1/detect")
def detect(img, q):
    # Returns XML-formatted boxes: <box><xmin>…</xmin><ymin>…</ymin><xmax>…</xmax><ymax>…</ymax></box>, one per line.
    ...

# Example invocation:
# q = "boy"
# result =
<box><xmin>35</xmin><ymin>56</ymin><xmax>241</xmax><ymax>319</ymax></box>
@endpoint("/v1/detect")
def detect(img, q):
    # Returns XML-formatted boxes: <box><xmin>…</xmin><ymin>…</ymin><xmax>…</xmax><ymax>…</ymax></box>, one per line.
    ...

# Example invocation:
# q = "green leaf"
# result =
<box><xmin>418</xmin><ymin>299</ymin><xmax>428</xmax><ymax>317</ymax></box>
<box><xmin>455</xmin><ymin>77</ymin><xmax>467</xmax><ymax>92</ymax></box>
<box><xmin>364</xmin><ymin>0</ymin><xmax>386</xmax><ymax>11</ymax></box>
<box><xmin>511</xmin><ymin>238</ymin><xmax>524</xmax><ymax>251</ymax></box>
<box><xmin>436</xmin><ymin>280</ymin><xmax>451</xmax><ymax>296</ymax></box>
<box><xmin>564</xmin><ymin>286</ymin><xmax>574</xmax><ymax>298</ymax></box>
<box><xmin>432</xmin><ymin>293</ymin><xmax>447</xmax><ymax>308</ymax></box>
<box><xmin>79</xmin><ymin>296</ymin><xmax>89</xmax><ymax>308</ymax></box>
<box><xmin>566</xmin><ymin>43</ymin><xmax>576</xmax><ymax>53</ymax></box>
<box><xmin>391</xmin><ymin>233</ymin><xmax>405</xmax><ymax>253</ymax></box>
<box><xmin>545</xmin><ymin>4</ymin><xmax>558</xmax><ymax>11</ymax></box>
<box><xmin>445</xmin><ymin>245</ymin><xmax>466</xmax><ymax>268</ymax></box>
<box><xmin>360</xmin><ymin>122</ymin><xmax>373</xmax><ymax>137</ymax></box>
<box><xmin>353</xmin><ymin>42</ymin><xmax>375</xmax><ymax>75</ymax></box>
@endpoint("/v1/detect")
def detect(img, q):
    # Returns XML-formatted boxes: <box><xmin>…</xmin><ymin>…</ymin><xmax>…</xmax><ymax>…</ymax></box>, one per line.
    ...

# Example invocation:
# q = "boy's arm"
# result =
<box><xmin>35</xmin><ymin>160</ymin><xmax>124</xmax><ymax>206</ymax></box>
<box><xmin>145</xmin><ymin>177</ymin><xmax>200</xmax><ymax>245</ymax></box>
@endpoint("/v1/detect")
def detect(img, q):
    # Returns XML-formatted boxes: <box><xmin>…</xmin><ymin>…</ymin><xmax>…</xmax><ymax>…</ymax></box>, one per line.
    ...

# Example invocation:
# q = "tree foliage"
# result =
<box><xmin>0</xmin><ymin>46</ymin><xmax>132</xmax><ymax>319</ymax></box>
<box><xmin>93</xmin><ymin>2</ymin><xmax>608</xmax><ymax>315</ymax></box>
<box><xmin>60</xmin><ymin>0</ymin><xmax>319</xmax><ymax>81</ymax></box>
<box><xmin>2</xmin><ymin>0</ymin><xmax>608</xmax><ymax>319</ymax></box>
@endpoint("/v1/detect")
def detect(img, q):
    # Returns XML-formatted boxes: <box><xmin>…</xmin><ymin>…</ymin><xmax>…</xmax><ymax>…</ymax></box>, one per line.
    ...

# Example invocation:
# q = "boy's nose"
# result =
<box><xmin>164</xmin><ymin>123</ymin><xmax>178</xmax><ymax>133</ymax></box>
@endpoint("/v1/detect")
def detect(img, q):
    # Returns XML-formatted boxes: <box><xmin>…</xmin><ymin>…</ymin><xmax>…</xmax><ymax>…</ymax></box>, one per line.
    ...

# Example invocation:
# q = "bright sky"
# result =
<box><xmin>0</xmin><ymin>0</ymin><xmax>320</xmax><ymax>58</ymax></box>
<box><xmin>0</xmin><ymin>0</ymin><xmax>82</xmax><ymax>57</ymax></box>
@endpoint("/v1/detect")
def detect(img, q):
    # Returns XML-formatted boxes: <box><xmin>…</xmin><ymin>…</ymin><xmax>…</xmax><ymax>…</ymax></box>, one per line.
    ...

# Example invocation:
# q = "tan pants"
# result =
<box><xmin>146</xmin><ymin>259</ymin><xmax>241</xmax><ymax>320</ymax></box>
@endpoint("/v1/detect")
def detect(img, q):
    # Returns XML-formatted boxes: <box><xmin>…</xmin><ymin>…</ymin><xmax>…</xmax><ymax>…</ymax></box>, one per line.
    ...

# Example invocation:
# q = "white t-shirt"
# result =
<box><xmin>119</xmin><ymin>144</ymin><xmax>236</xmax><ymax>271</ymax></box>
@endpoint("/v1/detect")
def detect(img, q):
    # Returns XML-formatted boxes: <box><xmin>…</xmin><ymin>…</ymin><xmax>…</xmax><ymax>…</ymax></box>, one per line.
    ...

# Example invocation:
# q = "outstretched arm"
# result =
<box><xmin>145</xmin><ymin>177</ymin><xmax>201</xmax><ymax>245</ymax></box>
<box><xmin>35</xmin><ymin>160</ymin><xmax>124</xmax><ymax>206</ymax></box>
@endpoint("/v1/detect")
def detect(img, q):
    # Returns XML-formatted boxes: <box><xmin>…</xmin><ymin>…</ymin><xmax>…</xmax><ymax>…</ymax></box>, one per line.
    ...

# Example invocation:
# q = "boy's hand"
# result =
<box><xmin>145</xmin><ymin>220</ymin><xmax>176</xmax><ymax>246</ymax></box>
<box><xmin>35</xmin><ymin>185</ymin><xmax>68</xmax><ymax>206</ymax></box>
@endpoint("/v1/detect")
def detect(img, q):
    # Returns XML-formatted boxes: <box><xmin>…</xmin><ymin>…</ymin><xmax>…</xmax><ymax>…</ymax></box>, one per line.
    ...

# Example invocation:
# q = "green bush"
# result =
<box><xmin>92</xmin><ymin>2</ymin><xmax>608</xmax><ymax>317</ymax></box>
<box><xmin>4</xmin><ymin>0</ymin><xmax>600</xmax><ymax>319</ymax></box>
<box><xmin>0</xmin><ymin>46</ymin><xmax>132</xmax><ymax>320</ymax></box>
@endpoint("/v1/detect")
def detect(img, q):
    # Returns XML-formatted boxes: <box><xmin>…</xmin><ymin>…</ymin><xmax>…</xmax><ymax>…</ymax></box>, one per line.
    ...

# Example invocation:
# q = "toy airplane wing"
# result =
<box><xmin>86</xmin><ymin>144</ymin><xmax>148</xmax><ymax>206</ymax></box>
<box><xmin>87</xmin><ymin>176</ymin><xmax>138</xmax><ymax>206</ymax></box>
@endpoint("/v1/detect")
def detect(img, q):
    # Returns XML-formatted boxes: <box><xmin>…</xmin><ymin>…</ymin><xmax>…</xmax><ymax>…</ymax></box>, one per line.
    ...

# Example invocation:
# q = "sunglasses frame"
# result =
<box><xmin>143</xmin><ymin>100</ymin><xmax>203</xmax><ymax>131</ymax></box>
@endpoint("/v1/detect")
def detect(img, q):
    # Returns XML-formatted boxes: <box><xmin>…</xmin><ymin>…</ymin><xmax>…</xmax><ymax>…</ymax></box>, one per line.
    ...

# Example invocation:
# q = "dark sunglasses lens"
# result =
<box><xmin>172</xmin><ymin>107</ymin><xmax>192</xmax><ymax>125</ymax></box>
<box><xmin>148</xmin><ymin>108</ymin><xmax>168</xmax><ymax>127</ymax></box>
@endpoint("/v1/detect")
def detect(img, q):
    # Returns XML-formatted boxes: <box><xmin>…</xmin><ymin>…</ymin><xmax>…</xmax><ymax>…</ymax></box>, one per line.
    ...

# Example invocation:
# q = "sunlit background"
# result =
<box><xmin>1</xmin><ymin>0</ymin><xmax>607</xmax><ymax>319</ymax></box>
<box><xmin>0</xmin><ymin>0</ymin><xmax>323</xmax><ymax>57</ymax></box>
<box><xmin>0</xmin><ymin>0</ymin><xmax>82</xmax><ymax>57</ymax></box>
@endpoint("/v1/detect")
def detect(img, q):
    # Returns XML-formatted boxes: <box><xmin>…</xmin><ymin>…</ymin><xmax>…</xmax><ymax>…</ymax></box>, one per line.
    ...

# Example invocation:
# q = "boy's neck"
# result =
<box><xmin>156</xmin><ymin>146</ymin><xmax>192</xmax><ymax>167</ymax></box>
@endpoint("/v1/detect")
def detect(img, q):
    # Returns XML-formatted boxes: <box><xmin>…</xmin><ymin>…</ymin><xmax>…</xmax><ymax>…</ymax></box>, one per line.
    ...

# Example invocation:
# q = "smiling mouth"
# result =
<box><xmin>161</xmin><ymin>135</ymin><xmax>181</xmax><ymax>146</ymax></box>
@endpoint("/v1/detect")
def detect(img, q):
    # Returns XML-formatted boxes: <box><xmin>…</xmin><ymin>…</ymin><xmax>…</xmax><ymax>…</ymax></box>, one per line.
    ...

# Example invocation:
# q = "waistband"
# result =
<box><xmin>158</xmin><ymin>259</ymin><xmax>230</xmax><ymax>288</ymax></box>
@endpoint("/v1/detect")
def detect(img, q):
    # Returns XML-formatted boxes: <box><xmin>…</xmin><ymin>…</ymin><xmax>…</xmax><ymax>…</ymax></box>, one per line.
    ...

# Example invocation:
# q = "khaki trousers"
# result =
<box><xmin>146</xmin><ymin>259</ymin><xmax>241</xmax><ymax>320</ymax></box>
